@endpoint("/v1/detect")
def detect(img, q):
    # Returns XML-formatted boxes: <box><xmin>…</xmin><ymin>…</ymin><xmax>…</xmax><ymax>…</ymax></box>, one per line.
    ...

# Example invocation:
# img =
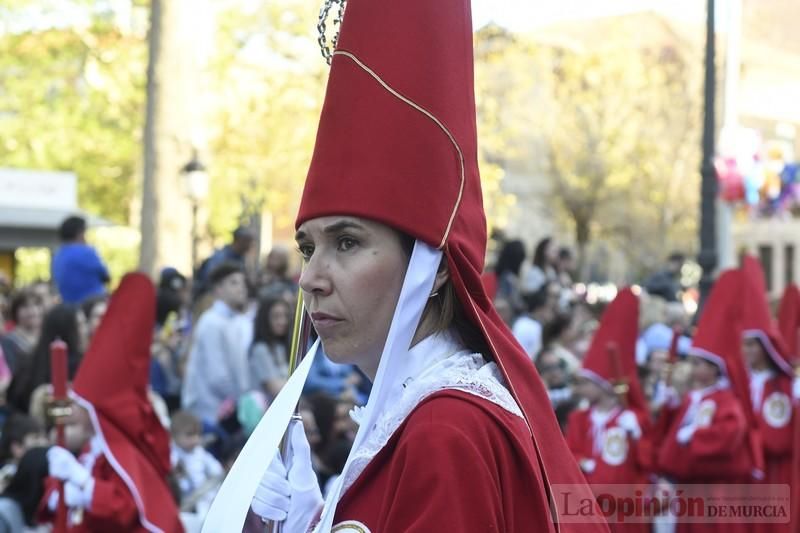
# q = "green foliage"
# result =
<box><xmin>205</xmin><ymin>0</ymin><xmax>326</xmax><ymax>243</ymax></box>
<box><xmin>540</xmin><ymin>39</ymin><xmax>701</xmax><ymax>276</ymax></box>
<box><xmin>12</xmin><ymin>248</ymin><xmax>51</xmax><ymax>286</ymax></box>
<box><xmin>0</xmin><ymin>19</ymin><xmax>146</xmax><ymax>225</ymax></box>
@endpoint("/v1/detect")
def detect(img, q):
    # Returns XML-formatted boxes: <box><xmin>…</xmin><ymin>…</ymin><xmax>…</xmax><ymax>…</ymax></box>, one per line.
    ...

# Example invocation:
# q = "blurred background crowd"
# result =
<box><xmin>0</xmin><ymin>215</ymin><xmax>702</xmax><ymax>530</ymax></box>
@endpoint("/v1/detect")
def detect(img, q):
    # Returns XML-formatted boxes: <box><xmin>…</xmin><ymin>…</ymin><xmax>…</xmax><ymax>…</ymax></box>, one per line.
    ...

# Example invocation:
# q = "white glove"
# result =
<box><xmin>64</xmin><ymin>480</ymin><xmax>94</xmax><ymax>508</ymax></box>
<box><xmin>676</xmin><ymin>424</ymin><xmax>695</xmax><ymax>444</ymax></box>
<box><xmin>46</xmin><ymin>480</ymin><xmax>94</xmax><ymax>511</ymax></box>
<box><xmin>792</xmin><ymin>377</ymin><xmax>800</xmax><ymax>401</ymax></box>
<box><xmin>655</xmin><ymin>385</ymin><xmax>682</xmax><ymax>409</ymax></box>
<box><xmin>47</xmin><ymin>447</ymin><xmax>91</xmax><ymax>488</ymax></box>
<box><xmin>579</xmin><ymin>458</ymin><xmax>596</xmax><ymax>474</ymax></box>
<box><xmin>616</xmin><ymin>410</ymin><xmax>642</xmax><ymax>440</ymax></box>
<box><xmin>251</xmin><ymin>422</ymin><xmax>323</xmax><ymax>532</ymax></box>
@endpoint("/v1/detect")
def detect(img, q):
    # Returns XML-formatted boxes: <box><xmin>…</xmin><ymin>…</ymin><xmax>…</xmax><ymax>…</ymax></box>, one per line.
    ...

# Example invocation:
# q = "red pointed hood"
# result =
<box><xmin>73</xmin><ymin>273</ymin><xmax>181</xmax><ymax>533</ymax></box>
<box><xmin>690</xmin><ymin>270</ymin><xmax>742</xmax><ymax>376</ymax></box>
<box><xmin>580</xmin><ymin>288</ymin><xmax>646</xmax><ymax>413</ymax></box>
<box><xmin>740</xmin><ymin>255</ymin><xmax>793</xmax><ymax>375</ymax></box>
<box><xmin>777</xmin><ymin>284</ymin><xmax>800</xmax><ymax>363</ymax></box>
<box><xmin>690</xmin><ymin>269</ymin><xmax>764</xmax><ymax>475</ymax></box>
<box><xmin>296</xmin><ymin>1</ymin><xmax>602</xmax><ymax>529</ymax></box>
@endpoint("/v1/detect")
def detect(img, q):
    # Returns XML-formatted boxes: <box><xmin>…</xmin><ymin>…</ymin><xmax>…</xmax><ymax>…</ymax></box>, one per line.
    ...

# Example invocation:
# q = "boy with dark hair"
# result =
<box><xmin>182</xmin><ymin>262</ymin><xmax>252</xmax><ymax>425</ymax></box>
<box><xmin>51</xmin><ymin>216</ymin><xmax>110</xmax><ymax>304</ymax></box>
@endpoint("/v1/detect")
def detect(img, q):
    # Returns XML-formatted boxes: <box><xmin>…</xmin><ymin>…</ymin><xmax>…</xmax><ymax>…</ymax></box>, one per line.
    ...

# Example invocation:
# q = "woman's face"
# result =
<box><xmin>16</xmin><ymin>298</ymin><xmax>43</xmax><ymax>331</ymax></box>
<box><xmin>296</xmin><ymin>216</ymin><xmax>408</xmax><ymax>378</ymax></box>
<box><xmin>268</xmin><ymin>302</ymin><xmax>291</xmax><ymax>337</ymax></box>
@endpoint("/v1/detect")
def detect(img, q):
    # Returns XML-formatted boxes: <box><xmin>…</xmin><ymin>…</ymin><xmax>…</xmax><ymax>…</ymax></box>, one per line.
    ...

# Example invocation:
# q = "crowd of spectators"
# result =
<box><xmin>490</xmin><ymin>236</ymin><xmax>693</xmax><ymax>429</ymax></box>
<box><xmin>0</xmin><ymin>220</ymin><xmax>370</xmax><ymax>530</ymax></box>
<box><xmin>0</xmin><ymin>218</ymin><xmax>693</xmax><ymax>530</ymax></box>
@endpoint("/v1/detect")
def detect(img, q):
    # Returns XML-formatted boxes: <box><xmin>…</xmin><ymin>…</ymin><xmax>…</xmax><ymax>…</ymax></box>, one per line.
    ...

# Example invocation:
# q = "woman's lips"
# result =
<box><xmin>310</xmin><ymin>312</ymin><xmax>344</xmax><ymax>334</ymax></box>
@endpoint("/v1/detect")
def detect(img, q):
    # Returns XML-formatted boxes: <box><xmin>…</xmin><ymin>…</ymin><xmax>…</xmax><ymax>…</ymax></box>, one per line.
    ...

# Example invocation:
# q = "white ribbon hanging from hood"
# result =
<box><xmin>313</xmin><ymin>241</ymin><xmax>440</xmax><ymax>531</ymax></box>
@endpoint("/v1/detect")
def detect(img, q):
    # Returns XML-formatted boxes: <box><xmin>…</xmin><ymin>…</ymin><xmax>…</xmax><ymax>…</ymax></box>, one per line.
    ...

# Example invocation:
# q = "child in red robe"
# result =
<box><xmin>566</xmin><ymin>288</ymin><xmax>651</xmax><ymax>533</ymax></box>
<box><xmin>41</xmin><ymin>274</ymin><xmax>183</xmax><ymax>532</ymax></box>
<box><xmin>740</xmin><ymin>256</ymin><xmax>796</xmax><ymax>533</ymax></box>
<box><xmin>655</xmin><ymin>270</ymin><xmax>760</xmax><ymax>533</ymax></box>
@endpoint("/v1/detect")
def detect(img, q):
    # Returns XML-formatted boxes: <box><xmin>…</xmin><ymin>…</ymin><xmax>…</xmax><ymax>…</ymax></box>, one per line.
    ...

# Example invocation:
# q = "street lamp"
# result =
<box><xmin>697</xmin><ymin>0</ymin><xmax>717</xmax><ymax>318</ymax></box>
<box><xmin>182</xmin><ymin>152</ymin><xmax>209</xmax><ymax>271</ymax></box>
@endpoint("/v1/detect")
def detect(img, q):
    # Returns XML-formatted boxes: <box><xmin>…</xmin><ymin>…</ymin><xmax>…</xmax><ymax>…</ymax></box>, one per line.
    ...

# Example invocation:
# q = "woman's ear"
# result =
<box><xmin>432</xmin><ymin>258</ymin><xmax>450</xmax><ymax>294</ymax></box>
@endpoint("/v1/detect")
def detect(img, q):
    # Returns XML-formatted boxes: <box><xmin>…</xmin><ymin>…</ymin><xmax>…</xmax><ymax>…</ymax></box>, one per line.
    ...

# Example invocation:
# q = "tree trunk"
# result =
<box><xmin>574</xmin><ymin>216</ymin><xmax>591</xmax><ymax>283</ymax></box>
<box><xmin>139</xmin><ymin>0</ymin><xmax>194</xmax><ymax>277</ymax></box>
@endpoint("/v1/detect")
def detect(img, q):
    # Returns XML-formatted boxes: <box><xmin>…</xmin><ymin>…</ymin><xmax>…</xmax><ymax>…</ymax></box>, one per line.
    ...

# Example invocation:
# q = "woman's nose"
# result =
<box><xmin>299</xmin><ymin>254</ymin><xmax>333</xmax><ymax>296</ymax></box>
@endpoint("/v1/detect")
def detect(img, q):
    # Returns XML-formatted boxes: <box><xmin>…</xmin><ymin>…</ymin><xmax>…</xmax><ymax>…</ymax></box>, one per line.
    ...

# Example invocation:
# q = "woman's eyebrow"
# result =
<box><xmin>322</xmin><ymin>220</ymin><xmax>365</xmax><ymax>234</ymax></box>
<box><xmin>294</xmin><ymin>220</ymin><xmax>364</xmax><ymax>242</ymax></box>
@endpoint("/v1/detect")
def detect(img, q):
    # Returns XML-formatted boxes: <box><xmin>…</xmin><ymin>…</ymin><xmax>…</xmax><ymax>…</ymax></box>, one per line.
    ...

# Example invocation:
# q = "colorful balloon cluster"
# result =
<box><xmin>715</xmin><ymin>144</ymin><xmax>800</xmax><ymax>217</ymax></box>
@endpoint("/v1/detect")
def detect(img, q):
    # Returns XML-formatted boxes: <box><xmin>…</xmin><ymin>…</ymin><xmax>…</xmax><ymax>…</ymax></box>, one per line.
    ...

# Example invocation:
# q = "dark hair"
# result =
<box><xmin>494</xmin><ymin>240</ymin><xmax>526</xmax><ymax>277</ymax></box>
<box><xmin>323</xmin><ymin>437</ymin><xmax>352</xmax><ymax>475</ymax></box>
<box><xmin>252</xmin><ymin>297</ymin><xmax>292</xmax><ymax>349</ymax></box>
<box><xmin>208</xmin><ymin>261</ymin><xmax>244</xmax><ymax>287</ymax></box>
<box><xmin>8</xmin><ymin>304</ymin><xmax>82</xmax><ymax>412</ymax></box>
<box><xmin>58</xmin><ymin>216</ymin><xmax>87</xmax><ymax>242</ymax></box>
<box><xmin>668</xmin><ymin>252</ymin><xmax>685</xmax><ymax>264</ymax></box>
<box><xmin>0</xmin><ymin>414</ymin><xmax>44</xmax><ymax>464</ymax></box>
<box><xmin>156</xmin><ymin>289</ymin><xmax>182</xmax><ymax>327</ymax></box>
<box><xmin>542</xmin><ymin>312</ymin><xmax>570</xmax><ymax>346</ymax></box>
<box><xmin>535</xmin><ymin>348</ymin><xmax>566</xmax><ymax>373</ymax></box>
<box><xmin>233</xmin><ymin>227</ymin><xmax>254</xmax><ymax>242</ymax></box>
<box><xmin>9</xmin><ymin>290</ymin><xmax>40</xmax><ymax>324</ymax></box>
<box><xmin>159</xmin><ymin>268</ymin><xmax>187</xmax><ymax>292</ymax></box>
<box><xmin>3</xmin><ymin>446</ymin><xmax>49</xmax><ymax>526</ymax></box>
<box><xmin>532</xmin><ymin>237</ymin><xmax>553</xmax><ymax>269</ymax></box>
<box><xmin>306</xmin><ymin>393</ymin><xmax>338</xmax><ymax>452</ymax></box>
<box><xmin>522</xmin><ymin>284</ymin><xmax>551</xmax><ymax>314</ymax></box>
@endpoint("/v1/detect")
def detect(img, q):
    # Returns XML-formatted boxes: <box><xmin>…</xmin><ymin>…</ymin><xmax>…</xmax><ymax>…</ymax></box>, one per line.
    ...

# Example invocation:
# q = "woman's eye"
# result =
<box><xmin>338</xmin><ymin>237</ymin><xmax>357</xmax><ymax>252</ymax></box>
<box><xmin>297</xmin><ymin>244</ymin><xmax>314</xmax><ymax>261</ymax></box>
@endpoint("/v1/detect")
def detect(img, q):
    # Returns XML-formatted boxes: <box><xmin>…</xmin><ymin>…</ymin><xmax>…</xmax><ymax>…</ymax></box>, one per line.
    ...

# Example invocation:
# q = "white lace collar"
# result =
<box><xmin>343</xmin><ymin>330</ymin><xmax>523</xmax><ymax>497</ymax></box>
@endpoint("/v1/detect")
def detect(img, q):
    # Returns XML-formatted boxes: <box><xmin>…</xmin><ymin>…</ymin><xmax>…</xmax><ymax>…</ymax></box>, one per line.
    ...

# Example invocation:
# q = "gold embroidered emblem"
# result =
<box><xmin>763</xmin><ymin>392</ymin><xmax>792</xmax><ymax>428</ymax></box>
<box><xmin>332</xmin><ymin>520</ymin><xmax>371</xmax><ymax>533</ymax></box>
<box><xmin>601</xmin><ymin>427</ymin><xmax>628</xmax><ymax>466</ymax></box>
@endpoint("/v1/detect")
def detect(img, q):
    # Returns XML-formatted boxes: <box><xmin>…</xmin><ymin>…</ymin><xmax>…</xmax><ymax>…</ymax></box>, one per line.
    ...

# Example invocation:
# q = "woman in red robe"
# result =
<box><xmin>225</xmin><ymin>0</ymin><xmax>610</xmax><ymax>532</ymax></box>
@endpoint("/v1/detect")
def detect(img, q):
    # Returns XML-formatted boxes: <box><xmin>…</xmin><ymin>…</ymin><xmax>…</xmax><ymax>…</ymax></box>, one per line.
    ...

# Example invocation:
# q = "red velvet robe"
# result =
<box><xmin>752</xmin><ymin>373</ymin><xmax>794</xmax><ymax>533</ymax></box>
<box><xmin>41</xmin><ymin>453</ymin><xmax>177</xmax><ymax>532</ymax></box>
<box><xmin>331</xmin><ymin>389</ymin><xmax>575</xmax><ymax>532</ymax></box>
<box><xmin>655</xmin><ymin>387</ymin><xmax>752</xmax><ymax>533</ymax></box>
<box><xmin>565</xmin><ymin>407</ymin><xmax>651</xmax><ymax>533</ymax></box>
